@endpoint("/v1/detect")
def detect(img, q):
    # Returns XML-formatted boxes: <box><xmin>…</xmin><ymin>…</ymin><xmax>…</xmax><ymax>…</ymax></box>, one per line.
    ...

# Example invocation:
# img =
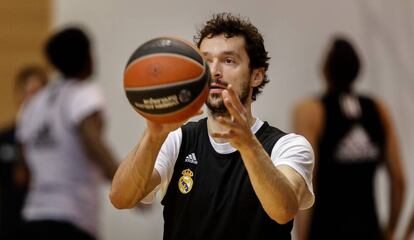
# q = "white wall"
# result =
<box><xmin>53</xmin><ymin>0</ymin><xmax>414</xmax><ymax>239</ymax></box>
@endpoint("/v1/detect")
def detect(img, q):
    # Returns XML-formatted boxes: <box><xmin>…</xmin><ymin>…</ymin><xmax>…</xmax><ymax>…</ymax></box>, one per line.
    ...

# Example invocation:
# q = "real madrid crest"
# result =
<box><xmin>178</xmin><ymin>169</ymin><xmax>193</xmax><ymax>194</ymax></box>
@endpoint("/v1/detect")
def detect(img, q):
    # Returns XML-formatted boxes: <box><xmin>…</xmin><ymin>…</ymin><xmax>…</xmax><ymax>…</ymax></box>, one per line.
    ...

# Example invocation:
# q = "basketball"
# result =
<box><xmin>123</xmin><ymin>37</ymin><xmax>210</xmax><ymax>123</ymax></box>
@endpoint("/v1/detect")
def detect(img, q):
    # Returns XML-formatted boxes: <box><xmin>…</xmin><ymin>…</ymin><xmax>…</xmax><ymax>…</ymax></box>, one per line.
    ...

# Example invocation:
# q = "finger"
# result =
<box><xmin>211</xmin><ymin>131</ymin><xmax>235</xmax><ymax>139</ymax></box>
<box><xmin>216</xmin><ymin>116</ymin><xmax>238</xmax><ymax>129</ymax></box>
<box><xmin>226</xmin><ymin>84</ymin><xmax>245</xmax><ymax>113</ymax></box>
<box><xmin>195</xmin><ymin>109</ymin><xmax>204</xmax><ymax>116</ymax></box>
<box><xmin>222</xmin><ymin>90</ymin><xmax>244</xmax><ymax>123</ymax></box>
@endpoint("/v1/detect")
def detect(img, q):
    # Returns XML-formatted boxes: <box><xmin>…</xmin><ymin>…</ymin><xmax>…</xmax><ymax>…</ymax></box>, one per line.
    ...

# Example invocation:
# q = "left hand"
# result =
<box><xmin>211</xmin><ymin>84</ymin><xmax>255</xmax><ymax>150</ymax></box>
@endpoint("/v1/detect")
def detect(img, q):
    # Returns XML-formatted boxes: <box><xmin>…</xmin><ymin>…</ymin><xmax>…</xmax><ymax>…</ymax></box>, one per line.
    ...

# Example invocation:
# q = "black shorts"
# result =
<box><xmin>20</xmin><ymin>220</ymin><xmax>95</xmax><ymax>240</ymax></box>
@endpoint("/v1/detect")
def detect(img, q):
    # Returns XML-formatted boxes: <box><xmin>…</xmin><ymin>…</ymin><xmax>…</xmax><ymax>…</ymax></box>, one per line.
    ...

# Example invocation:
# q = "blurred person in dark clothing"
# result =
<box><xmin>293</xmin><ymin>36</ymin><xmax>405</xmax><ymax>240</ymax></box>
<box><xmin>0</xmin><ymin>66</ymin><xmax>47</xmax><ymax>240</ymax></box>
<box><xmin>16</xmin><ymin>27</ymin><xmax>118</xmax><ymax>240</ymax></box>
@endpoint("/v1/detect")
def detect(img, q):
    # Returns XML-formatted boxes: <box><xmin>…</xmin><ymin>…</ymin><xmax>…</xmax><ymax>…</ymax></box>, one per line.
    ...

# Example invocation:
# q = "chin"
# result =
<box><xmin>206</xmin><ymin>102</ymin><xmax>227</xmax><ymax>115</ymax></box>
<box><xmin>206</xmin><ymin>100</ymin><xmax>221</xmax><ymax>109</ymax></box>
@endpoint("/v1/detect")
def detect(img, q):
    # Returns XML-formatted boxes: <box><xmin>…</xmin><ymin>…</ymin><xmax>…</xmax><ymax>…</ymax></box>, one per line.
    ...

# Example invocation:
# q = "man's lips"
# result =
<box><xmin>209</xmin><ymin>82</ymin><xmax>227</xmax><ymax>94</ymax></box>
<box><xmin>209</xmin><ymin>88</ymin><xmax>224</xmax><ymax>94</ymax></box>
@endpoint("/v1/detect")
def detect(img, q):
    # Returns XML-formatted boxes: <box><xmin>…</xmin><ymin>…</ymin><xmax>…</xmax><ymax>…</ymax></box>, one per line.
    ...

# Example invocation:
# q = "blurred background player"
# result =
<box><xmin>293</xmin><ymin>36</ymin><xmax>405</xmax><ymax>240</ymax></box>
<box><xmin>16</xmin><ymin>27</ymin><xmax>118</xmax><ymax>240</ymax></box>
<box><xmin>0</xmin><ymin>66</ymin><xmax>47</xmax><ymax>240</ymax></box>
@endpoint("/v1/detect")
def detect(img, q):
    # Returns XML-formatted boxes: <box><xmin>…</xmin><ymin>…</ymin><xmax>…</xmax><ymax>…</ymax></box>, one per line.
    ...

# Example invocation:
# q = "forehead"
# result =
<box><xmin>200</xmin><ymin>34</ymin><xmax>247</xmax><ymax>57</ymax></box>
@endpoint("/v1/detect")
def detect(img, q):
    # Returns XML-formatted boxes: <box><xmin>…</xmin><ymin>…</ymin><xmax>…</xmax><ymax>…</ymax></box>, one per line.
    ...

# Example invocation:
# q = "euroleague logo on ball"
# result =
<box><xmin>178</xmin><ymin>89</ymin><xmax>191</xmax><ymax>103</ymax></box>
<box><xmin>134</xmin><ymin>95</ymin><xmax>179</xmax><ymax>110</ymax></box>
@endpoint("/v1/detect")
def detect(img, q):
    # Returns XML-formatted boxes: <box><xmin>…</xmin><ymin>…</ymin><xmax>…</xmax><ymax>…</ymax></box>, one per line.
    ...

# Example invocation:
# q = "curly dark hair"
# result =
<box><xmin>194</xmin><ymin>13</ymin><xmax>270</xmax><ymax>101</ymax></box>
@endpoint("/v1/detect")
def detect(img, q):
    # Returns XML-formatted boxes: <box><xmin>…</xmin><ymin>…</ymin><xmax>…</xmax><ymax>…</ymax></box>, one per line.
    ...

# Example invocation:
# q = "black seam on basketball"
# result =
<box><xmin>124</xmin><ymin>60</ymin><xmax>208</xmax><ymax>90</ymax></box>
<box><xmin>126</xmin><ymin>37</ymin><xmax>204</xmax><ymax>67</ymax></box>
<box><xmin>124</xmin><ymin>77</ymin><xmax>202</xmax><ymax>91</ymax></box>
<box><xmin>125</xmin><ymin>78</ymin><xmax>207</xmax><ymax>94</ymax></box>
<box><xmin>125</xmin><ymin>72</ymin><xmax>209</xmax><ymax>114</ymax></box>
<box><xmin>124</xmin><ymin>53</ymin><xmax>204</xmax><ymax>75</ymax></box>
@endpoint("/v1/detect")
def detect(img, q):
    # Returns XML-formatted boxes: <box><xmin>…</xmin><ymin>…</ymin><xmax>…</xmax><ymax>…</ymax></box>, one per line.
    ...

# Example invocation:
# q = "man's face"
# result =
<box><xmin>200</xmin><ymin>34</ymin><xmax>252</xmax><ymax>114</ymax></box>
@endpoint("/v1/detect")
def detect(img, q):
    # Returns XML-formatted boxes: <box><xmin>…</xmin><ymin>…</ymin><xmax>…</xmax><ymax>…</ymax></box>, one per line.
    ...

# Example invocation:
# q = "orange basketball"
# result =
<box><xmin>124</xmin><ymin>37</ymin><xmax>210</xmax><ymax>123</ymax></box>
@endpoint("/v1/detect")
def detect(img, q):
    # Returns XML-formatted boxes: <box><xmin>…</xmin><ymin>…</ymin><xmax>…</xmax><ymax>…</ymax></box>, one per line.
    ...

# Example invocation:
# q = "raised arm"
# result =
<box><xmin>236</xmin><ymin>136</ymin><xmax>313</xmax><ymax>224</ymax></box>
<box><xmin>78</xmin><ymin>111</ymin><xmax>118</xmax><ymax>180</ymax></box>
<box><xmin>109</xmin><ymin>112</ymin><xmax>200</xmax><ymax>209</ymax></box>
<box><xmin>212</xmin><ymin>86</ymin><xmax>315</xmax><ymax>224</ymax></box>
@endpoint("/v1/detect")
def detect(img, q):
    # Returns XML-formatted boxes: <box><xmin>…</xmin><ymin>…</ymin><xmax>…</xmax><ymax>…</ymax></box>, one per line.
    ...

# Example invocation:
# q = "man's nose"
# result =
<box><xmin>208</xmin><ymin>60</ymin><xmax>222</xmax><ymax>79</ymax></box>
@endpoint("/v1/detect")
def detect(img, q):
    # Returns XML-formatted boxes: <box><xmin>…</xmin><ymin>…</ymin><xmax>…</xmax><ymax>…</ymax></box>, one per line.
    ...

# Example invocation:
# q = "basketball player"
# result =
<box><xmin>293</xmin><ymin>37</ymin><xmax>405</xmax><ymax>240</ymax></box>
<box><xmin>0</xmin><ymin>66</ymin><xmax>47</xmax><ymax>240</ymax></box>
<box><xmin>16</xmin><ymin>28</ymin><xmax>118</xmax><ymax>240</ymax></box>
<box><xmin>110</xmin><ymin>13</ymin><xmax>315</xmax><ymax>239</ymax></box>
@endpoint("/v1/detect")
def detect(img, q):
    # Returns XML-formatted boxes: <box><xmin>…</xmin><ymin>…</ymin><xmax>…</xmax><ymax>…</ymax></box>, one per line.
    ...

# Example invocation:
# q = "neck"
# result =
<box><xmin>207</xmin><ymin>102</ymin><xmax>255</xmax><ymax>143</ymax></box>
<box><xmin>326</xmin><ymin>82</ymin><xmax>353</xmax><ymax>95</ymax></box>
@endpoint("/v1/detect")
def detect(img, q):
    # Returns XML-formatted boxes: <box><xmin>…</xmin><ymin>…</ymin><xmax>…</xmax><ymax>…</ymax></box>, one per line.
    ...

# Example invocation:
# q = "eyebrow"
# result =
<box><xmin>202</xmin><ymin>51</ymin><xmax>241</xmax><ymax>58</ymax></box>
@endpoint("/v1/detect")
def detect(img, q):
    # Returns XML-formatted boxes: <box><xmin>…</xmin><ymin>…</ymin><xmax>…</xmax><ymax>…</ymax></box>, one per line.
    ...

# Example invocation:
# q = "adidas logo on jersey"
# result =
<box><xmin>184</xmin><ymin>153</ymin><xmax>198</xmax><ymax>165</ymax></box>
<box><xmin>335</xmin><ymin>125</ymin><xmax>379</xmax><ymax>163</ymax></box>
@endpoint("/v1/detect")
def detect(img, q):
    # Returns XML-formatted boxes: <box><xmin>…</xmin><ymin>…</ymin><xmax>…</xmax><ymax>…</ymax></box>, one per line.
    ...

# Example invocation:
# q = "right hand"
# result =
<box><xmin>146</xmin><ymin>109</ymin><xmax>204</xmax><ymax>136</ymax></box>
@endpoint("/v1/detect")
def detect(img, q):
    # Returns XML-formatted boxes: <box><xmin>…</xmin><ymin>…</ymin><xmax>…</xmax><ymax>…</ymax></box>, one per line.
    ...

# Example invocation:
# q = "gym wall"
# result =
<box><xmin>0</xmin><ymin>0</ymin><xmax>50</xmax><ymax>128</ymax></box>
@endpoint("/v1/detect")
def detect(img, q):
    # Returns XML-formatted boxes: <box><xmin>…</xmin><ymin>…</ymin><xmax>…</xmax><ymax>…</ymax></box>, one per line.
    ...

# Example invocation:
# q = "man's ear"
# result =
<box><xmin>250</xmin><ymin>68</ymin><xmax>264</xmax><ymax>87</ymax></box>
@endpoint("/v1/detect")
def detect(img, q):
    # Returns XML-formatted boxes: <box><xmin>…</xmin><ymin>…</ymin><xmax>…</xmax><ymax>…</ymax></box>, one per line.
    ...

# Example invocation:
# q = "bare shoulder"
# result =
<box><xmin>372</xmin><ymin>97</ymin><xmax>388</xmax><ymax>113</ymax></box>
<box><xmin>293</xmin><ymin>98</ymin><xmax>324</xmax><ymax>120</ymax></box>
<box><xmin>291</xmin><ymin>97</ymin><xmax>324</xmax><ymax>139</ymax></box>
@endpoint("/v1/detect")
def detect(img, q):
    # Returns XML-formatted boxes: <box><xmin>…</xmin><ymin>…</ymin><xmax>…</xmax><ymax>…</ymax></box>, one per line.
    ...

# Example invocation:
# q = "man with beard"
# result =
<box><xmin>110</xmin><ymin>13</ymin><xmax>314</xmax><ymax>240</ymax></box>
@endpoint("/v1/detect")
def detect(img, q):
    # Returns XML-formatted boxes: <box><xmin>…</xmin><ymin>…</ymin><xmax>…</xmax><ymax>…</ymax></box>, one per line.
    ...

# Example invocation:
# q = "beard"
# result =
<box><xmin>206</xmin><ymin>78</ymin><xmax>250</xmax><ymax>116</ymax></box>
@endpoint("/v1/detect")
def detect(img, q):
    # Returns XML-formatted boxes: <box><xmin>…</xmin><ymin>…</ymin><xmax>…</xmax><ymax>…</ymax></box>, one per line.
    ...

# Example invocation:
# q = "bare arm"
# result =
<box><xmin>375</xmin><ymin>99</ymin><xmax>405</xmax><ymax>239</ymax></box>
<box><xmin>109</xmin><ymin>130</ymin><xmax>165</xmax><ymax>209</ymax></box>
<box><xmin>78</xmin><ymin>111</ymin><xmax>119</xmax><ymax>180</ymax></box>
<box><xmin>109</xmin><ymin>112</ymin><xmax>201</xmax><ymax>209</ymax></box>
<box><xmin>13</xmin><ymin>143</ymin><xmax>30</xmax><ymax>190</ymax></box>
<box><xmin>238</xmin><ymin>139</ymin><xmax>309</xmax><ymax>224</ymax></box>
<box><xmin>212</xmin><ymin>86</ymin><xmax>314</xmax><ymax>224</ymax></box>
<box><xmin>292</xmin><ymin>99</ymin><xmax>324</xmax><ymax>240</ymax></box>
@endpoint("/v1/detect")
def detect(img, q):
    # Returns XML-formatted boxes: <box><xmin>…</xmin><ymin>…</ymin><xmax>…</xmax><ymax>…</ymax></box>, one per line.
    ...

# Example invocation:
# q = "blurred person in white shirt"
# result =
<box><xmin>16</xmin><ymin>27</ymin><xmax>118</xmax><ymax>240</ymax></box>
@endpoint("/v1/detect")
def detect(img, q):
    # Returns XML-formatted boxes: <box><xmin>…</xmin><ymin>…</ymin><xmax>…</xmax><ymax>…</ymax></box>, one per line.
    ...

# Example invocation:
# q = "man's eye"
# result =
<box><xmin>225</xmin><ymin>58</ymin><xmax>235</xmax><ymax>64</ymax></box>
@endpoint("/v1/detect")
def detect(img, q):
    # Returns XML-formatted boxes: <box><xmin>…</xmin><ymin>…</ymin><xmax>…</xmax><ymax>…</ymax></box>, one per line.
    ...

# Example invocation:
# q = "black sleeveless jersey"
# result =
<box><xmin>161</xmin><ymin>118</ymin><xmax>293</xmax><ymax>240</ymax></box>
<box><xmin>309</xmin><ymin>94</ymin><xmax>386</xmax><ymax>240</ymax></box>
